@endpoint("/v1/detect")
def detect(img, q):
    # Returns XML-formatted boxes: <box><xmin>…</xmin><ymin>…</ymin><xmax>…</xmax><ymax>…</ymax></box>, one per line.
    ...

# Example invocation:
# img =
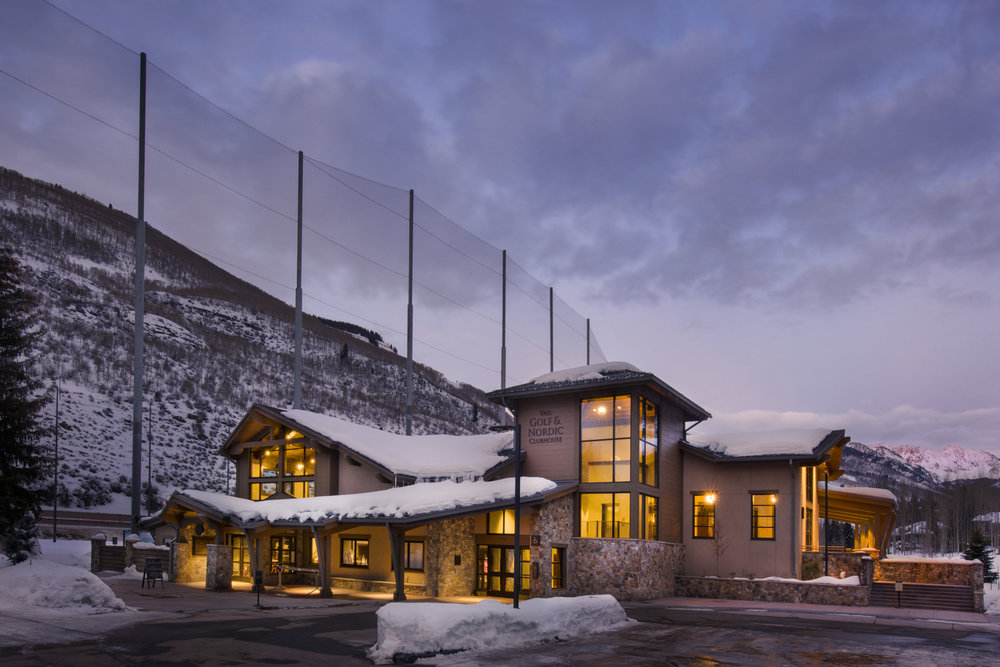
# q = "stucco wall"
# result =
<box><xmin>682</xmin><ymin>457</ymin><xmax>801</xmax><ymax>579</ymax></box>
<box><xmin>568</xmin><ymin>537</ymin><xmax>685</xmax><ymax>601</ymax></box>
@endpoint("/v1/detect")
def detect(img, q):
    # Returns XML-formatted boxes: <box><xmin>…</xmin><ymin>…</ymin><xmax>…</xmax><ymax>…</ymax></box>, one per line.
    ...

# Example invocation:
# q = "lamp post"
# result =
<box><xmin>824</xmin><ymin>471</ymin><xmax>829</xmax><ymax>577</ymax></box>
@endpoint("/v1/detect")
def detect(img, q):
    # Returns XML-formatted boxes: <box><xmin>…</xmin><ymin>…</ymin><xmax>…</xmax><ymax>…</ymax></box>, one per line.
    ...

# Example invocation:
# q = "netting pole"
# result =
<box><xmin>549</xmin><ymin>287</ymin><xmax>554</xmax><ymax>373</ymax></box>
<box><xmin>500</xmin><ymin>249</ymin><xmax>507</xmax><ymax>425</ymax></box>
<box><xmin>586</xmin><ymin>318</ymin><xmax>591</xmax><ymax>365</ymax></box>
<box><xmin>131</xmin><ymin>52</ymin><xmax>147</xmax><ymax>533</ymax></box>
<box><xmin>405</xmin><ymin>189</ymin><xmax>414</xmax><ymax>435</ymax></box>
<box><xmin>293</xmin><ymin>151</ymin><xmax>304</xmax><ymax>409</ymax></box>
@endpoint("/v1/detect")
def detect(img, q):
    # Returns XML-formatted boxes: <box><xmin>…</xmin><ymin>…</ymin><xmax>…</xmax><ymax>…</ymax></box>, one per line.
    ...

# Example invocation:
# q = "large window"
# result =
<box><xmin>693</xmin><ymin>492</ymin><xmax>716</xmax><ymax>539</ymax></box>
<box><xmin>580</xmin><ymin>492</ymin><xmax>630</xmax><ymax>538</ymax></box>
<box><xmin>641</xmin><ymin>494</ymin><xmax>658</xmax><ymax>540</ymax></box>
<box><xmin>341</xmin><ymin>537</ymin><xmax>369</xmax><ymax>568</ymax></box>
<box><xmin>249</xmin><ymin>442</ymin><xmax>315</xmax><ymax>500</ymax></box>
<box><xmin>639</xmin><ymin>398</ymin><xmax>657</xmax><ymax>486</ymax></box>
<box><xmin>581</xmin><ymin>396</ymin><xmax>631</xmax><ymax>482</ymax></box>
<box><xmin>751</xmin><ymin>492</ymin><xmax>777</xmax><ymax>540</ymax></box>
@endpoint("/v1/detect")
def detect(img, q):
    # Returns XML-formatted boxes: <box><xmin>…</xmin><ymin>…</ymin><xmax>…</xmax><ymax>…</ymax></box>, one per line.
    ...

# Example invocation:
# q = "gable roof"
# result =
<box><xmin>221</xmin><ymin>404</ymin><xmax>516</xmax><ymax>483</ymax></box>
<box><xmin>487</xmin><ymin>362</ymin><xmax>711</xmax><ymax>422</ymax></box>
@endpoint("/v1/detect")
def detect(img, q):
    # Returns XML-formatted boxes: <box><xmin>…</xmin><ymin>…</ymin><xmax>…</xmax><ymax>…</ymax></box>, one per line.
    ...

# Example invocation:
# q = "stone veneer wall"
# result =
<box><xmin>172</xmin><ymin>540</ymin><xmax>207</xmax><ymax>583</ymax></box>
<box><xmin>330</xmin><ymin>576</ymin><xmax>425</xmax><ymax>596</ymax></box>
<box><xmin>530</xmin><ymin>495</ymin><xmax>575</xmax><ymax>598</ymax></box>
<box><xmin>875</xmin><ymin>558</ymin><xmax>983</xmax><ymax>588</ymax></box>
<box><xmin>426</xmin><ymin>517</ymin><xmax>476</xmax><ymax>597</ymax></box>
<box><xmin>801</xmin><ymin>551</ymin><xmax>870</xmax><ymax>579</ymax></box>
<box><xmin>676</xmin><ymin>576</ymin><xmax>870</xmax><ymax>606</ymax></box>
<box><xmin>569</xmin><ymin>538</ymin><xmax>685</xmax><ymax>601</ymax></box>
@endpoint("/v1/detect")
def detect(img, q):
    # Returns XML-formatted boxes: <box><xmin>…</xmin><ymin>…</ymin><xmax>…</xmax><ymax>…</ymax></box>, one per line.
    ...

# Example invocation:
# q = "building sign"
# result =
<box><xmin>526</xmin><ymin>409</ymin><xmax>565</xmax><ymax>446</ymax></box>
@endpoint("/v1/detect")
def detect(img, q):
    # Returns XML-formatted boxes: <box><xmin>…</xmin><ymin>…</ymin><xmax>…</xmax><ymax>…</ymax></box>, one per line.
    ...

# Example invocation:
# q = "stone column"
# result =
<box><xmin>860</xmin><ymin>556</ymin><xmax>874</xmax><ymax>587</ymax></box>
<box><xmin>205</xmin><ymin>544</ymin><xmax>233</xmax><ymax>590</ymax></box>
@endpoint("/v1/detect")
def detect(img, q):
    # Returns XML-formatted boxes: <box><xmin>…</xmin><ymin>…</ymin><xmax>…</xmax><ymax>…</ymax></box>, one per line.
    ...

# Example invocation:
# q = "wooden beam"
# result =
<box><xmin>387</xmin><ymin>523</ymin><xmax>407</xmax><ymax>602</ymax></box>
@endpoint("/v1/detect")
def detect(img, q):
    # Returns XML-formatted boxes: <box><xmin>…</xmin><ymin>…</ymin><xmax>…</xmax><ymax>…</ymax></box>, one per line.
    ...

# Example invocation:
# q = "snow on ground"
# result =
<box><xmin>367</xmin><ymin>595</ymin><xmax>632</xmax><ymax>664</ymax></box>
<box><xmin>0</xmin><ymin>541</ymin><xmax>125</xmax><ymax>613</ymax></box>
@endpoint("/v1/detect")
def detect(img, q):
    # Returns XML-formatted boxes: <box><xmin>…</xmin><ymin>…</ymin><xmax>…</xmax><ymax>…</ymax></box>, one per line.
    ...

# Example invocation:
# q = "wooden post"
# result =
<box><xmin>387</xmin><ymin>524</ymin><xmax>407</xmax><ymax>601</ymax></box>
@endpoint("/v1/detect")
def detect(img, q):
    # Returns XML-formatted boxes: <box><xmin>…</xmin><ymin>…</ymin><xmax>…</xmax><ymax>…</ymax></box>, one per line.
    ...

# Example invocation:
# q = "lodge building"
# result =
<box><xmin>148</xmin><ymin>362</ymin><xmax>896</xmax><ymax>601</ymax></box>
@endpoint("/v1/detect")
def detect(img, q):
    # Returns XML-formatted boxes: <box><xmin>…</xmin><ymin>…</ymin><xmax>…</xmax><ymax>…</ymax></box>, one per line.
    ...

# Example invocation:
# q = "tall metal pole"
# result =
<box><xmin>146</xmin><ymin>401</ymin><xmax>153</xmax><ymax>514</ymax></box>
<box><xmin>824</xmin><ymin>471</ymin><xmax>830</xmax><ymax>576</ymax></box>
<box><xmin>500</xmin><ymin>250</ymin><xmax>507</xmax><ymax>426</ymax></box>
<box><xmin>293</xmin><ymin>151</ymin><xmax>304</xmax><ymax>409</ymax></box>
<box><xmin>549</xmin><ymin>287</ymin><xmax>554</xmax><ymax>373</ymax></box>
<box><xmin>131</xmin><ymin>52</ymin><xmax>147</xmax><ymax>533</ymax></box>
<box><xmin>586</xmin><ymin>318</ymin><xmax>591</xmax><ymax>365</ymax></box>
<box><xmin>512</xmin><ymin>422</ymin><xmax>522</xmax><ymax>609</ymax></box>
<box><xmin>405</xmin><ymin>189</ymin><xmax>414</xmax><ymax>435</ymax></box>
<box><xmin>52</xmin><ymin>382</ymin><xmax>58</xmax><ymax>542</ymax></box>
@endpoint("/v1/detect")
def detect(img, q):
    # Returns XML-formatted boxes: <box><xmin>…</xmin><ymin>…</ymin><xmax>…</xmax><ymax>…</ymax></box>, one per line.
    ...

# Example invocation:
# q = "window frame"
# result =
<box><xmin>579</xmin><ymin>492</ymin><xmax>631</xmax><ymax>539</ymax></box>
<box><xmin>750</xmin><ymin>491</ymin><xmax>778</xmax><ymax>541</ymax></box>
<box><xmin>580</xmin><ymin>395</ymin><xmax>632</xmax><ymax>483</ymax></box>
<box><xmin>340</xmin><ymin>536</ymin><xmax>370</xmax><ymax>568</ymax></box>
<box><xmin>640</xmin><ymin>494</ymin><xmax>658</xmax><ymax>541</ymax></box>
<box><xmin>639</xmin><ymin>397</ymin><xmax>658</xmax><ymax>487</ymax></box>
<box><xmin>692</xmin><ymin>492</ymin><xmax>716</xmax><ymax>539</ymax></box>
<box><xmin>551</xmin><ymin>546</ymin><xmax>565</xmax><ymax>590</ymax></box>
<box><xmin>248</xmin><ymin>441</ymin><xmax>316</xmax><ymax>500</ymax></box>
<box><xmin>403</xmin><ymin>540</ymin><xmax>424</xmax><ymax>572</ymax></box>
<box><xmin>487</xmin><ymin>509</ymin><xmax>515</xmax><ymax>534</ymax></box>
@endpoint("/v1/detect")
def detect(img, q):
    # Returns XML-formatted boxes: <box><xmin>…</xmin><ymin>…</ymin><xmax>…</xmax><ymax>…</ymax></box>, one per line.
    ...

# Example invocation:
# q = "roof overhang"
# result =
<box><xmin>681</xmin><ymin>430</ymin><xmax>849</xmax><ymax>475</ymax></box>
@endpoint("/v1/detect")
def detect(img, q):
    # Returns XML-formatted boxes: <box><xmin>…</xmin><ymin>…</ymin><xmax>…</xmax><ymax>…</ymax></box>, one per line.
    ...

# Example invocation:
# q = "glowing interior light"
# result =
<box><xmin>705</xmin><ymin>493</ymin><xmax>716</xmax><ymax>504</ymax></box>
<box><xmin>770</xmin><ymin>495</ymin><xmax>777</xmax><ymax>503</ymax></box>
<box><xmin>596</xmin><ymin>406</ymin><xmax>607</xmax><ymax>415</ymax></box>
<box><xmin>286</xmin><ymin>430</ymin><xmax>301</xmax><ymax>440</ymax></box>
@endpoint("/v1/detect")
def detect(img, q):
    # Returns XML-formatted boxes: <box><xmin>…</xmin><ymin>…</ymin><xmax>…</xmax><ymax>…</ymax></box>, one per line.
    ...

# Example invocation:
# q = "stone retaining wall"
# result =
<box><xmin>676</xmin><ymin>576</ymin><xmax>870</xmax><ymax>606</ymax></box>
<box><xmin>330</xmin><ymin>576</ymin><xmax>425</xmax><ymax>597</ymax></box>
<box><xmin>801</xmin><ymin>551</ymin><xmax>869</xmax><ymax>579</ymax></box>
<box><xmin>569</xmin><ymin>538</ymin><xmax>684</xmax><ymax>601</ymax></box>
<box><xmin>875</xmin><ymin>558</ymin><xmax>982</xmax><ymax>588</ymax></box>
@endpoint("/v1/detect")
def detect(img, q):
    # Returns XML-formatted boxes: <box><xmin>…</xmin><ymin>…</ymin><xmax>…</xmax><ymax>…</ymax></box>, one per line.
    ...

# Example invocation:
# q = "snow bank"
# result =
<box><xmin>367</xmin><ymin>595</ymin><xmax>631</xmax><ymax>664</ymax></box>
<box><xmin>528</xmin><ymin>361</ymin><xmax>640</xmax><ymax>385</ymax></box>
<box><xmin>0</xmin><ymin>559</ymin><xmax>125</xmax><ymax>613</ymax></box>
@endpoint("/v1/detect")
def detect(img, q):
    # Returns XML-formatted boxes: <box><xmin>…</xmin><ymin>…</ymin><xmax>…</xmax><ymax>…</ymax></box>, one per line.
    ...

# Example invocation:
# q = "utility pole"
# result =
<box><xmin>293</xmin><ymin>151</ymin><xmax>304</xmax><ymax>409</ymax></box>
<box><xmin>405</xmin><ymin>189</ymin><xmax>414</xmax><ymax>435</ymax></box>
<box><xmin>131</xmin><ymin>52</ymin><xmax>147</xmax><ymax>533</ymax></box>
<box><xmin>500</xmin><ymin>250</ymin><xmax>507</xmax><ymax>425</ymax></box>
<box><xmin>52</xmin><ymin>382</ymin><xmax>59</xmax><ymax>542</ymax></box>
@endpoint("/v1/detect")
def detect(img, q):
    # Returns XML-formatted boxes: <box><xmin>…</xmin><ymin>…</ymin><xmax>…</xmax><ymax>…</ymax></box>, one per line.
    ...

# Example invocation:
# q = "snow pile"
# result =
<box><xmin>687</xmin><ymin>428</ymin><xmax>835</xmax><ymax>457</ymax></box>
<box><xmin>764</xmin><ymin>575</ymin><xmax>860</xmax><ymax>586</ymax></box>
<box><xmin>528</xmin><ymin>361</ymin><xmax>640</xmax><ymax>385</ymax></box>
<box><xmin>178</xmin><ymin>477</ymin><xmax>558</xmax><ymax>525</ymax></box>
<box><xmin>283</xmin><ymin>410</ymin><xmax>513</xmax><ymax>480</ymax></box>
<box><xmin>0</xmin><ymin>558</ymin><xmax>126</xmax><ymax>613</ymax></box>
<box><xmin>367</xmin><ymin>595</ymin><xmax>631</xmax><ymax>664</ymax></box>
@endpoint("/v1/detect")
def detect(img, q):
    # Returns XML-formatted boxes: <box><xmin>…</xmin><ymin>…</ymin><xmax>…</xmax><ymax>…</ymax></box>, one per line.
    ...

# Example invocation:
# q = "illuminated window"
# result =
<box><xmin>488</xmin><ymin>509</ymin><xmax>515</xmax><ymax>534</ymax></box>
<box><xmin>639</xmin><ymin>398</ymin><xmax>657</xmax><ymax>486</ymax></box>
<box><xmin>341</xmin><ymin>537</ymin><xmax>369</xmax><ymax>568</ymax></box>
<box><xmin>270</xmin><ymin>536</ymin><xmax>296</xmax><ymax>568</ymax></box>
<box><xmin>641</xmin><ymin>494</ymin><xmax>658</xmax><ymax>540</ymax></box>
<box><xmin>693</xmin><ymin>492</ymin><xmax>716</xmax><ymax>539</ymax></box>
<box><xmin>581</xmin><ymin>396</ymin><xmax>631</xmax><ymax>482</ymax></box>
<box><xmin>751</xmin><ymin>492</ymin><xmax>777</xmax><ymax>540</ymax></box>
<box><xmin>248</xmin><ymin>443</ymin><xmax>315</xmax><ymax>499</ymax></box>
<box><xmin>580</xmin><ymin>492</ymin><xmax>630</xmax><ymax>538</ymax></box>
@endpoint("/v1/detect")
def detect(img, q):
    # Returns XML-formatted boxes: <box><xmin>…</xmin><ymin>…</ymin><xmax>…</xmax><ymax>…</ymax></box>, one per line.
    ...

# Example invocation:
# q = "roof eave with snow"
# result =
<box><xmin>681</xmin><ymin>429</ymin><xmax>849</xmax><ymax>463</ymax></box>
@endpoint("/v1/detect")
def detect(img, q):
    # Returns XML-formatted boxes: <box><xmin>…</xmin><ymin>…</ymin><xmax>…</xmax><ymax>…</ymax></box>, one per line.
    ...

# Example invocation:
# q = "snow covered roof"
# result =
<box><xmin>822</xmin><ymin>486</ymin><xmax>897</xmax><ymax>504</ymax></box>
<box><xmin>160</xmin><ymin>477</ymin><xmax>562</xmax><ymax>529</ymax></box>
<box><xmin>227</xmin><ymin>406</ymin><xmax>516</xmax><ymax>482</ymax></box>
<box><xmin>683</xmin><ymin>428</ymin><xmax>847</xmax><ymax>460</ymax></box>
<box><xmin>487</xmin><ymin>361</ymin><xmax>710</xmax><ymax>422</ymax></box>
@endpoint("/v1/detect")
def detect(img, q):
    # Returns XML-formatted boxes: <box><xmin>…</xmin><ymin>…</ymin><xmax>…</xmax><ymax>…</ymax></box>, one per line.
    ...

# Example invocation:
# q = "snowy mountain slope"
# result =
<box><xmin>1</xmin><ymin>166</ymin><xmax>501</xmax><ymax>509</ymax></box>
<box><xmin>881</xmin><ymin>443</ymin><xmax>1000</xmax><ymax>482</ymax></box>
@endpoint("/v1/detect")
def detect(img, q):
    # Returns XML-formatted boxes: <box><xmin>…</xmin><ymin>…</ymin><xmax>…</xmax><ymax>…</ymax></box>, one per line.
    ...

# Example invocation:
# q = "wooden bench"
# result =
<box><xmin>141</xmin><ymin>557</ymin><xmax>165</xmax><ymax>588</ymax></box>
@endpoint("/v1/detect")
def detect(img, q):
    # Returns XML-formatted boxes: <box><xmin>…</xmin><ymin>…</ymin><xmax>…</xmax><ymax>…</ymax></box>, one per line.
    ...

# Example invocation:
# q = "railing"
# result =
<box><xmin>275</xmin><ymin>565</ymin><xmax>320</xmax><ymax>590</ymax></box>
<box><xmin>582</xmin><ymin>521</ymin><xmax>631</xmax><ymax>539</ymax></box>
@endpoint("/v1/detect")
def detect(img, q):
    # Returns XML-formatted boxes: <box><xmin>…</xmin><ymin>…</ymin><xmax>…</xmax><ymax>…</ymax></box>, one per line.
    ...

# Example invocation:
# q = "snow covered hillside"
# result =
<box><xmin>1</xmin><ymin>167</ymin><xmax>502</xmax><ymax>509</ymax></box>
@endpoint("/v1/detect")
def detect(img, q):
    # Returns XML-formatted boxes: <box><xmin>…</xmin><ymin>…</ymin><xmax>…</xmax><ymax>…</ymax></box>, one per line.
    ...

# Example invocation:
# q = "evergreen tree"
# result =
<box><xmin>0</xmin><ymin>246</ymin><xmax>47</xmax><ymax>563</ymax></box>
<box><xmin>963</xmin><ymin>526</ymin><xmax>996</xmax><ymax>582</ymax></box>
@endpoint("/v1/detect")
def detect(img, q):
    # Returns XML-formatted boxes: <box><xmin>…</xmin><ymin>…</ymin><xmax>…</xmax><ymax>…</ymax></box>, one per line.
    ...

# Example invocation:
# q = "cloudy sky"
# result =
<box><xmin>3</xmin><ymin>0</ymin><xmax>999</xmax><ymax>452</ymax></box>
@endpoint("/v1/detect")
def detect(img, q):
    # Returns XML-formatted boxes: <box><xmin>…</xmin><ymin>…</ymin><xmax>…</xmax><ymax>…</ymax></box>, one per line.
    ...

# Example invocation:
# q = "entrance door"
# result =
<box><xmin>228</xmin><ymin>534</ymin><xmax>250</xmax><ymax>579</ymax></box>
<box><xmin>477</xmin><ymin>545</ymin><xmax>529</xmax><ymax>596</ymax></box>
